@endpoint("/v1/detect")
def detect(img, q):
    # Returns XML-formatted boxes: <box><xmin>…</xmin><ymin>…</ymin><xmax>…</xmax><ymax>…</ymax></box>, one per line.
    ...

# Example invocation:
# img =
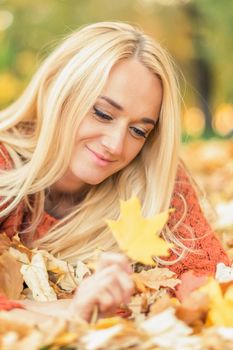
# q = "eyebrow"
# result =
<box><xmin>99</xmin><ymin>95</ymin><xmax>157</xmax><ymax>126</ymax></box>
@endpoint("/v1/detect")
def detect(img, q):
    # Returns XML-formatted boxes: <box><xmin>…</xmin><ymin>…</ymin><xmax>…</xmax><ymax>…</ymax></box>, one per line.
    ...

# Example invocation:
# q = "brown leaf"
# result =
<box><xmin>176</xmin><ymin>291</ymin><xmax>209</xmax><ymax>331</ymax></box>
<box><xmin>149</xmin><ymin>294</ymin><xmax>179</xmax><ymax>316</ymax></box>
<box><xmin>132</xmin><ymin>273</ymin><xmax>147</xmax><ymax>293</ymax></box>
<box><xmin>11</xmin><ymin>235</ymin><xmax>32</xmax><ymax>260</ymax></box>
<box><xmin>0</xmin><ymin>232</ymin><xmax>11</xmax><ymax>254</ymax></box>
<box><xmin>0</xmin><ymin>251</ymin><xmax>24</xmax><ymax>299</ymax></box>
<box><xmin>49</xmin><ymin>280</ymin><xmax>75</xmax><ymax>300</ymax></box>
<box><xmin>135</xmin><ymin>267</ymin><xmax>180</xmax><ymax>291</ymax></box>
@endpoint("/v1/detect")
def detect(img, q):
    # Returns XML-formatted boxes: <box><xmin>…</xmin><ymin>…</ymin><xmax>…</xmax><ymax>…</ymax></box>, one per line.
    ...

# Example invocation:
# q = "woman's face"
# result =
<box><xmin>56</xmin><ymin>58</ymin><xmax>162</xmax><ymax>193</ymax></box>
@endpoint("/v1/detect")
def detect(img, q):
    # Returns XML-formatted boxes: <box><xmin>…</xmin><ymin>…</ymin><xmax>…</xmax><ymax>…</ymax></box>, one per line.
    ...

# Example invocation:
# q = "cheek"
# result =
<box><xmin>74</xmin><ymin>115</ymin><xmax>97</xmax><ymax>142</ymax></box>
<box><xmin>125</xmin><ymin>142</ymin><xmax>144</xmax><ymax>164</ymax></box>
<box><xmin>74</xmin><ymin>124</ymin><xmax>89</xmax><ymax>142</ymax></box>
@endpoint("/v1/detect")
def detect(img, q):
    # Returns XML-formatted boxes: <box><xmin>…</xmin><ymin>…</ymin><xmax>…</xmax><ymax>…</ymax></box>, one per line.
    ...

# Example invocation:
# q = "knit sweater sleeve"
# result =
<box><xmin>0</xmin><ymin>144</ymin><xmax>24</xmax><ymax>238</ymax></box>
<box><xmin>165</xmin><ymin>163</ymin><xmax>230</xmax><ymax>277</ymax></box>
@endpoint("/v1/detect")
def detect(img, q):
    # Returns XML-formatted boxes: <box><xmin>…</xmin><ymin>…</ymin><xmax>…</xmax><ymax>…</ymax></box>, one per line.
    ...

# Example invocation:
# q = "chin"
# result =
<box><xmin>77</xmin><ymin>175</ymin><xmax>107</xmax><ymax>186</ymax></box>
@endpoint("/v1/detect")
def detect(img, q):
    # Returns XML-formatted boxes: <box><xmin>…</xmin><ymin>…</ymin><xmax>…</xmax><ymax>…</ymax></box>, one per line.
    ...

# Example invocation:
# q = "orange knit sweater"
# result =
<box><xmin>0</xmin><ymin>143</ymin><xmax>230</xmax><ymax>278</ymax></box>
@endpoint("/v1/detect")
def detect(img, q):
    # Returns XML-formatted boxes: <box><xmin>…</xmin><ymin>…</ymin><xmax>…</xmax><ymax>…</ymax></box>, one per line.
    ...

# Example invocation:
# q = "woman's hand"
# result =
<box><xmin>68</xmin><ymin>253</ymin><xmax>134</xmax><ymax>322</ymax></box>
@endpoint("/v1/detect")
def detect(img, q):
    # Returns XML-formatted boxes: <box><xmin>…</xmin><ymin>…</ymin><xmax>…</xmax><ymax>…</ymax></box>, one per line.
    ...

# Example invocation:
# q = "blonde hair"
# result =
<box><xmin>0</xmin><ymin>22</ymin><xmax>183</xmax><ymax>264</ymax></box>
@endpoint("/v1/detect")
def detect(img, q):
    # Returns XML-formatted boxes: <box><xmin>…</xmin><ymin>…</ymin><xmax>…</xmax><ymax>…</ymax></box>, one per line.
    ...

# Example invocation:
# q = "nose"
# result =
<box><xmin>101</xmin><ymin>126</ymin><xmax>126</xmax><ymax>156</ymax></box>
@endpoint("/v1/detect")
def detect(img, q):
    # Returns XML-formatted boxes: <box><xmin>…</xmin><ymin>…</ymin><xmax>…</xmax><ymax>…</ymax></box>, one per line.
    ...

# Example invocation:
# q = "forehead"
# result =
<box><xmin>101</xmin><ymin>59</ymin><xmax>162</xmax><ymax>120</ymax></box>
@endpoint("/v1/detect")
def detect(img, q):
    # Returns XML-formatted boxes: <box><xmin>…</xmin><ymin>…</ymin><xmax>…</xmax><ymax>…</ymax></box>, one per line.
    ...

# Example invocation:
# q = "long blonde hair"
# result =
<box><xmin>0</xmin><ymin>22</ymin><xmax>182</xmax><ymax>264</ymax></box>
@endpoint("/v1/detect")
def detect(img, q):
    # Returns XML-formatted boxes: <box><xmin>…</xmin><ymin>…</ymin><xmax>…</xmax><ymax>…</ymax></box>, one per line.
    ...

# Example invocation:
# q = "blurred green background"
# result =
<box><xmin>0</xmin><ymin>0</ymin><xmax>233</xmax><ymax>138</ymax></box>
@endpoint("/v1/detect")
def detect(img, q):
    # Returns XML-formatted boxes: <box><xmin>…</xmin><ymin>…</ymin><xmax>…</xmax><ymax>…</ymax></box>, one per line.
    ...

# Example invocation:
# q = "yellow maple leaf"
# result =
<box><xmin>200</xmin><ymin>278</ymin><xmax>233</xmax><ymax>327</ymax></box>
<box><xmin>106</xmin><ymin>196</ymin><xmax>173</xmax><ymax>265</ymax></box>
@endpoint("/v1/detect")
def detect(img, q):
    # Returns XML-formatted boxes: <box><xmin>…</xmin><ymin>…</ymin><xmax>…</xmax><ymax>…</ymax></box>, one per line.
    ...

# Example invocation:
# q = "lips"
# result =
<box><xmin>85</xmin><ymin>146</ymin><xmax>115</xmax><ymax>165</ymax></box>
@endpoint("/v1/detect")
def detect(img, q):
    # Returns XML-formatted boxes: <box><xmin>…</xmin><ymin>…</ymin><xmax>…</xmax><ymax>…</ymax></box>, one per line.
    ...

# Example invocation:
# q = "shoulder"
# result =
<box><xmin>169</xmin><ymin>161</ymin><xmax>201</xmax><ymax>225</ymax></box>
<box><xmin>169</xmin><ymin>159</ymin><xmax>215</xmax><ymax>237</ymax></box>
<box><xmin>173</xmin><ymin>161</ymin><xmax>197</xmax><ymax>197</ymax></box>
<box><xmin>166</xmin><ymin>160</ymin><xmax>230</xmax><ymax>277</ymax></box>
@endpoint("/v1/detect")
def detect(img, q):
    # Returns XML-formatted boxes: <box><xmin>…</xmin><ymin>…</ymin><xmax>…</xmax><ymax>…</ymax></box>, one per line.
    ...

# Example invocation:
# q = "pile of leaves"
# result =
<box><xmin>1</xmin><ymin>236</ymin><xmax>233</xmax><ymax>350</ymax></box>
<box><xmin>0</xmin><ymin>139</ymin><xmax>233</xmax><ymax>349</ymax></box>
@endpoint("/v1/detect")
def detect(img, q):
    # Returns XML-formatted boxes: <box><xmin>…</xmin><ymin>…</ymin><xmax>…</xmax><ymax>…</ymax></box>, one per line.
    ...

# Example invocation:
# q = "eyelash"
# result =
<box><xmin>93</xmin><ymin>106</ymin><xmax>112</xmax><ymax>121</ymax></box>
<box><xmin>93</xmin><ymin>107</ymin><xmax>147</xmax><ymax>139</ymax></box>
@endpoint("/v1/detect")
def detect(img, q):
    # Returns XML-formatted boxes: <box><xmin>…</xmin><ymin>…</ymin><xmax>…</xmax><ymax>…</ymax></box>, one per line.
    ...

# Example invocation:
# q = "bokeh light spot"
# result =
<box><xmin>183</xmin><ymin>107</ymin><xmax>205</xmax><ymax>137</ymax></box>
<box><xmin>0</xmin><ymin>10</ymin><xmax>13</xmax><ymax>31</ymax></box>
<box><xmin>213</xmin><ymin>104</ymin><xmax>233</xmax><ymax>136</ymax></box>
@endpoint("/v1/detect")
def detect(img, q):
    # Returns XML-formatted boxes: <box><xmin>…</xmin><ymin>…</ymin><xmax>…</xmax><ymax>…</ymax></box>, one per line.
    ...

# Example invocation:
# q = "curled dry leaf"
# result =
<box><xmin>128</xmin><ymin>294</ymin><xmax>147</xmax><ymax>322</ymax></box>
<box><xmin>128</xmin><ymin>289</ymin><xmax>168</xmax><ymax>322</ymax></box>
<box><xmin>21</xmin><ymin>252</ymin><xmax>57</xmax><ymax>302</ymax></box>
<box><xmin>41</xmin><ymin>250</ymin><xmax>79</xmax><ymax>292</ymax></box>
<box><xmin>8</xmin><ymin>247</ymin><xmax>30</xmax><ymax>265</ymax></box>
<box><xmin>0</xmin><ymin>251</ymin><xmax>24</xmax><ymax>299</ymax></box>
<box><xmin>149</xmin><ymin>294</ymin><xmax>179</xmax><ymax>317</ymax></box>
<box><xmin>133</xmin><ymin>267</ymin><xmax>180</xmax><ymax>292</ymax></box>
<box><xmin>75</xmin><ymin>260</ymin><xmax>91</xmax><ymax>284</ymax></box>
<box><xmin>11</xmin><ymin>235</ymin><xmax>33</xmax><ymax>261</ymax></box>
<box><xmin>48</xmin><ymin>279</ymin><xmax>75</xmax><ymax>299</ymax></box>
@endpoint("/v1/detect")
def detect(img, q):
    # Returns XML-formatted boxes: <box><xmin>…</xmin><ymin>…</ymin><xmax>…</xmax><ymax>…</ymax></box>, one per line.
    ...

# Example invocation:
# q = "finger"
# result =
<box><xmin>99</xmin><ymin>266</ymin><xmax>134</xmax><ymax>304</ymax></box>
<box><xmin>97</xmin><ymin>253</ymin><xmax>132</xmax><ymax>274</ymax></box>
<box><xmin>114</xmin><ymin>271</ymin><xmax>135</xmax><ymax>303</ymax></box>
<box><xmin>97</xmin><ymin>290</ymin><xmax>115</xmax><ymax>312</ymax></box>
<box><xmin>104</xmin><ymin>282</ymin><xmax>125</xmax><ymax>307</ymax></box>
<box><xmin>70</xmin><ymin>278</ymin><xmax>99</xmax><ymax>320</ymax></box>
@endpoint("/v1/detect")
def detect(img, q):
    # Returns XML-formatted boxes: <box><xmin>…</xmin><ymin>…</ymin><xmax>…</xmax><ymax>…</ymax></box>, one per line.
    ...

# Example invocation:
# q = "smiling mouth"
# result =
<box><xmin>86</xmin><ymin>146</ymin><xmax>116</xmax><ymax>165</ymax></box>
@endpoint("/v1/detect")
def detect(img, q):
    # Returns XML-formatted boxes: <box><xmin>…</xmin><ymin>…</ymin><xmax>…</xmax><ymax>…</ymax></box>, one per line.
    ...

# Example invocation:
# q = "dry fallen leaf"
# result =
<box><xmin>175</xmin><ymin>291</ymin><xmax>209</xmax><ymax>330</ymax></box>
<box><xmin>133</xmin><ymin>267</ymin><xmax>180</xmax><ymax>292</ymax></box>
<box><xmin>141</xmin><ymin>307</ymin><xmax>202</xmax><ymax>350</ymax></box>
<box><xmin>149</xmin><ymin>294</ymin><xmax>179</xmax><ymax>317</ymax></box>
<box><xmin>11</xmin><ymin>235</ymin><xmax>33</xmax><ymax>261</ymax></box>
<box><xmin>202</xmin><ymin>327</ymin><xmax>233</xmax><ymax>350</ymax></box>
<box><xmin>82</xmin><ymin>324</ymin><xmax>123</xmax><ymax>350</ymax></box>
<box><xmin>0</xmin><ymin>233</ymin><xmax>11</xmax><ymax>254</ymax></box>
<box><xmin>107</xmin><ymin>196</ymin><xmax>173</xmax><ymax>265</ymax></box>
<box><xmin>0</xmin><ymin>312</ymin><xmax>34</xmax><ymax>337</ymax></box>
<box><xmin>0</xmin><ymin>251</ymin><xmax>24</xmax><ymax>299</ymax></box>
<box><xmin>215</xmin><ymin>262</ymin><xmax>233</xmax><ymax>283</ymax></box>
<box><xmin>8</xmin><ymin>247</ymin><xmax>30</xmax><ymax>265</ymax></box>
<box><xmin>20</xmin><ymin>251</ymin><xmax>57</xmax><ymax>302</ymax></box>
<box><xmin>41</xmin><ymin>250</ymin><xmax>79</xmax><ymax>292</ymax></box>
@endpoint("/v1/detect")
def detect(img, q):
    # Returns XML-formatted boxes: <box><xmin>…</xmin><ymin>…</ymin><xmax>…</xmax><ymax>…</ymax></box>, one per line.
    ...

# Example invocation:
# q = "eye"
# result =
<box><xmin>129</xmin><ymin>126</ymin><xmax>147</xmax><ymax>139</ymax></box>
<box><xmin>93</xmin><ymin>106</ymin><xmax>112</xmax><ymax>121</ymax></box>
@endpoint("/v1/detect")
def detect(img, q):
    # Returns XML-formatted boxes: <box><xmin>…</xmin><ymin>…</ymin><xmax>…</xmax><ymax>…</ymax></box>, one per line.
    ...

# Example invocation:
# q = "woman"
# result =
<box><xmin>0</xmin><ymin>22</ymin><xmax>229</xmax><ymax>320</ymax></box>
